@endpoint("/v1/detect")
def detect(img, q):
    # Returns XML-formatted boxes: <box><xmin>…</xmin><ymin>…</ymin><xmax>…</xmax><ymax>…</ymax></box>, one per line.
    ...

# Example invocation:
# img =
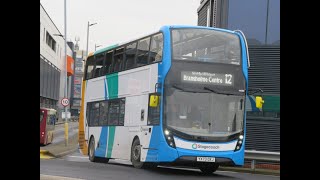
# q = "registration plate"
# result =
<box><xmin>197</xmin><ymin>157</ymin><xmax>215</xmax><ymax>162</ymax></box>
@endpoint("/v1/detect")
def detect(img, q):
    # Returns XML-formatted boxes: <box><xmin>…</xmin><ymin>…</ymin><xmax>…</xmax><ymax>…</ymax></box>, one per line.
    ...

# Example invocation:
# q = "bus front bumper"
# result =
<box><xmin>155</xmin><ymin>141</ymin><xmax>244</xmax><ymax>166</ymax></box>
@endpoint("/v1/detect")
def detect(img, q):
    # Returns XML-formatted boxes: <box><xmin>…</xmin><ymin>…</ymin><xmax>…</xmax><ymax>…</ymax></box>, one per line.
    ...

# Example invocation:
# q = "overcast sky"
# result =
<box><xmin>40</xmin><ymin>0</ymin><xmax>200</xmax><ymax>53</ymax></box>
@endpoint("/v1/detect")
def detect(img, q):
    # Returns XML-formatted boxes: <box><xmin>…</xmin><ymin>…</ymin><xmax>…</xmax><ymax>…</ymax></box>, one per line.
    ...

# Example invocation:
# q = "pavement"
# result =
<box><xmin>40</xmin><ymin>174</ymin><xmax>84</xmax><ymax>180</ymax></box>
<box><xmin>40</xmin><ymin>121</ymin><xmax>79</xmax><ymax>158</ymax></box>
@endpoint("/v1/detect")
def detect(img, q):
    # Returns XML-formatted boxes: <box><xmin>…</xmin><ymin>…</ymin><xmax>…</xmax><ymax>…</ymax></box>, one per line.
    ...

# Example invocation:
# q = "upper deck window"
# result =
<box><xmin>171</xmin><ymin>28</ymin><xmax>241</xmax><ymax>65</ymax></box>
<box><xmin>85</xmin><ymin>56</ymin><xmax>95</xmax><ymax>79</ymax></box>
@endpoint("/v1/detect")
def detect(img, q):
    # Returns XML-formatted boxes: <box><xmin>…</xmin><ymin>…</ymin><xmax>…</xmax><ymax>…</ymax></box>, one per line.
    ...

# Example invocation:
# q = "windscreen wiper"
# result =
<box><xmin>172</xmin><ymin>84</ymin><xmax>184</xmax><ymax>91</ymax></box>
<box><xmin>204</xmin><ymin>87</ymin><xmax>242</xmax><ymax>96</ymax></box>
<box><xmin>247</xmin><ymin>88</ymin><xmax>263</xmax><ymax>95</ymax></box>
<box><xmin>172</xmin><ymin>84</ymin><xmax>207</xmax><ymax>93</ymax></box>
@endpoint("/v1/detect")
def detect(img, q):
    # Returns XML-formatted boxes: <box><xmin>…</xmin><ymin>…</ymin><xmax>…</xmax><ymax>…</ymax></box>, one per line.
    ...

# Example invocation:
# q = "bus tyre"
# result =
<box><xmin>131</xmin><ymin>139</ymin><xmax>144</xmax><ymax>168</ymax></box>
<box><xmin>199</xmin><ymin>164</ymin><xmax>219</xmax><ymax>175</ymax></box>
<box><xmin>89</xmin><ymin>137</ymin><xmax>96</xmax><ymax>162</ymax></box>
<box><xmin>131</xmin><ymin>139</ymin><xmax>157</xmax><ymax>169</ymax></box>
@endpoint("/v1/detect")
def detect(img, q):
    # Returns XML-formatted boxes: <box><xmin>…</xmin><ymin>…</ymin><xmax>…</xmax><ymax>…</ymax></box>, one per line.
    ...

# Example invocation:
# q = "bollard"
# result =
<box><xmin>65</xmin><ymin>122</ymin><xmax>68</xmax><ymax>146</ymax></box>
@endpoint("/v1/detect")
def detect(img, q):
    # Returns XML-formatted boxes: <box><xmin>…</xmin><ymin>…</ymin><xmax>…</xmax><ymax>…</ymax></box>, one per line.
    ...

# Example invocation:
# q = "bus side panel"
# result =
<box><xmin>118</xmin><ymin>64</ymin><xmax>159</xmax><ymax>162</ymax></box>
<box><xmin>86</xmin><ymin>77</ymin><xmax>106</xmax><ymax>102</ymax></box>
<box><xmin>122</xmin><ymin>94</ymin><xmax>148</xmax><ymax>161</ymax></box>
<box><xmin>118</xmin><ymin>65</ymin><xmax>156</xmax><ymax>97</ymax></box>
<box><xmin>123</xmin><ymin>94</ymin><xmax>149</xmax><ymax>161</ymax></box>
<box><xmin>91</xmin><ymin>126</ymin><xmax>131</xmax><ymax>160</ymax></box>
<box><xmin>108</xmin><ymin>126</ymin><xmax>130</xmax><ymax>160</ymax></box>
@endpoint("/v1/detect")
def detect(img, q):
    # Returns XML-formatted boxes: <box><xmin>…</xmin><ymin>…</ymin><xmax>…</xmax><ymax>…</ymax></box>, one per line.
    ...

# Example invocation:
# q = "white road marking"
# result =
<box><xmin>67</xmin><ymin>156</ymin><xmax>88</xmax><ymax>159</ymax></box>
<box><xmin>40</xmin><ymin>174</ymin><xmax>85</xmax><ymax>180</ymax></box>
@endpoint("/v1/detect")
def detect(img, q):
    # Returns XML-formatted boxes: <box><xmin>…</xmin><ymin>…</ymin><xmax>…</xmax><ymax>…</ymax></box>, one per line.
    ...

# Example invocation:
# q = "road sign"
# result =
<box><xmin>62</xmin><ymin>112</ymin><xmax>71</xmax><ymax>119</ymax></box>
<box><xmin>61</xmin><ymin>98</ymin><xmax>69</xmax><ymax>107</ymax></box>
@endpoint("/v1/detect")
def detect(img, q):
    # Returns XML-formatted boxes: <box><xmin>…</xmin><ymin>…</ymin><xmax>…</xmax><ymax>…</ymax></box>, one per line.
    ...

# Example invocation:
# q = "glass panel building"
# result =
<box><xmin>197</xmin><ymin>0</ymin><xmax>280</xmax><ymax>153</ymax></box>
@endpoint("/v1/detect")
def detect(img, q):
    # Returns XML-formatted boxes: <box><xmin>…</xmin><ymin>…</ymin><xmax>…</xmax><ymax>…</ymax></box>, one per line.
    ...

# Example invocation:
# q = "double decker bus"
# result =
<box><xmin>78</xmin><ymin>25</ymin><xmax>263</xmax><ymax>174</ymax></box>
<box><xmin>40</xmin><ymin>108</ymin><xmax>56</xmax><ymax>145</ymax></box>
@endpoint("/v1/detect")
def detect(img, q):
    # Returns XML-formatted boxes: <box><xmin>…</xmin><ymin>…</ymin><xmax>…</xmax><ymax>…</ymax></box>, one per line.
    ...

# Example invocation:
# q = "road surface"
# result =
<box><xmin>40</xmin><ymin>150</ymin><xmax>279</xmax><ymax>180</ymax></box>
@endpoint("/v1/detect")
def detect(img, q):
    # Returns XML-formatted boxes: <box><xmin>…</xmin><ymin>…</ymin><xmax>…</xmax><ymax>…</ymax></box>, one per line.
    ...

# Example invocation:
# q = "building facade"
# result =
<box><xmin>40</xmin><ymin>3</ymin><xmax>74</xmax><ymax>117</ymax></box>
<box><xmin>70</xmin><ymin>47</ymin><xmax>86</xmax><ymax>117</ymax></box>
<box><xmin>197</xmin><ymin>0</ymin><xmax>280</xmax><ymax>153</ymax></box>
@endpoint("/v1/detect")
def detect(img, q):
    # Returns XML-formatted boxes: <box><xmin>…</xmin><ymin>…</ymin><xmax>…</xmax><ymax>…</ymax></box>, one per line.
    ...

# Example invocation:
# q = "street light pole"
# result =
<box><xmin>85</xmin><ymin>22</ymin><xmax>97</xmax><ymax>57</ymax></box>
<box><xmin>64</xmin><ymin>0</ymin><xmax>68</xmax><ymax>146</ymax></box>
<box><xmin>86</xmin><ymin>21</ymin><xmax>89</xmax><ymax>58</ymax></box>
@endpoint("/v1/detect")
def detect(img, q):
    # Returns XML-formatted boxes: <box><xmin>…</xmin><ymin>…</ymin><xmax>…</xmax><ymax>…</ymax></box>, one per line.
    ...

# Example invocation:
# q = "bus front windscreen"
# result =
<box><xmin>164</xmin><ymin>86</ymin><xmax>245</xmax><ymax>138</ymax></box>
<box><xmin>165</xmin><ymin>28</ymin><xmax>246</xmax><ymax>141</ymax></box>
<box><xmin>171</xmin><ymin>28</ymin><xmax>241</xmax><ymax>65</ymax></box>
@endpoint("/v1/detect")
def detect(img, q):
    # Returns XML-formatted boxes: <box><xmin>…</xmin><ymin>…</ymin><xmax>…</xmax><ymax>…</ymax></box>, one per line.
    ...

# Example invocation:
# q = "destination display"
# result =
<box><xmin>181</xmin><ymin>71</ymin><xmax>233</xmax><ymax>86</ymax></box>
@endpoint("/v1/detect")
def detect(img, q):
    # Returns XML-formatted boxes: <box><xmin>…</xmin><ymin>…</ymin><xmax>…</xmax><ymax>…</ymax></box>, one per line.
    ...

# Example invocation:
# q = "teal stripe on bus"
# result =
<box><xmin>107</xmin><ymin>126</ymin><xmax>116</xmax><ymax>158</ymax></box>
<box><xmin>106</xmin><ymin>73</ymin><xmax>118</xmax><ymax>99</ymax></box>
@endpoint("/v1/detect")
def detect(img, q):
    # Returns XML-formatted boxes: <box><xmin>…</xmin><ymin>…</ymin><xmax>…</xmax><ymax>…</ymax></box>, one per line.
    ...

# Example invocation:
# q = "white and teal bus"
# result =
<box><xmin>78</xmin><ymin>25</ymin><xmax>263</xmax><ymax>174</ymax></box>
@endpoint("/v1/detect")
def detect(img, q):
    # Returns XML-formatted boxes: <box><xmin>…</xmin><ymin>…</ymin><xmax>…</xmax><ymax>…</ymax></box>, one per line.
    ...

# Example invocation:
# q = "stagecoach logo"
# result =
<box><xmin>192</xmin><ymin>144</ymin><xmax>197</xmax><ymax>149</ymax></box>
<box><xmin>191</xmin><ymin>143</ymin><xmax>220</xmax><ymax>150</ymax></box>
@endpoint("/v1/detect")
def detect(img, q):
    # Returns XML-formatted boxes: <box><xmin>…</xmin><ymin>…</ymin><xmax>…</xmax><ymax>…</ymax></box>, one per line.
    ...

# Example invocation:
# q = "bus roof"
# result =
<box><xmin>163</xmin><ymin>25</ymin><xmax>236</xmax><ymax>34</ymax></box>
<box><xmin>91</xmin><ymin>25</ymin><xmax>236</xmax><ymax>57</ymax></box>
<box><xmin>93</xmin><ymin>44</ymin><xmax>118</xmax><ymax>56</ymax></box>
<box><xmin>92</xmin><ymin>30</ymin><xmax>160</xmax><ymax>56</ymax></box>
<box><xmin>40</xmin><ymin>107</ymin><xmax>57</xmax><ymax>113</ymax></box>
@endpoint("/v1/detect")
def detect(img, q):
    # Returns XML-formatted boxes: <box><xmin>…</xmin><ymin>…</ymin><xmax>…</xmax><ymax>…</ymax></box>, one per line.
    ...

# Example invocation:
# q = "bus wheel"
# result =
<box><xmin>199</xmin><ymin>164</ymin><xmax>219</xmax><ymax>175</ymax></box>
<box><xmin>89</xmin><ymin>137</ymin><xmax>96</xmax><ymax>162</ymax></box>
<box><xmin>131</xmin><ymin>139</ymin><xmax>144</xmax><ymax>168</ymax></box>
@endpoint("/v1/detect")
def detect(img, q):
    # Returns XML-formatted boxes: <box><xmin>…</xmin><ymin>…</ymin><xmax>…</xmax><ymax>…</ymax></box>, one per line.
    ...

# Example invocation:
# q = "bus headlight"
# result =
<box><xmin>239</xmin><ymin>135</ymin><xmax>244</xmax><ymax>140</ymax></box>
<box><xmin>234</xmin><ymin>134</ymin><xmax>244</xmax><ymax>151</ymax></box>
<box><xmin>164</xmin><ymin>130</ymin><xmax>170</xmax><ymax>135</ymax></box>
<box><xmin>164</xmin><ymin>129</ymin><xmax>176</xmax><ymax>148</ymax></box>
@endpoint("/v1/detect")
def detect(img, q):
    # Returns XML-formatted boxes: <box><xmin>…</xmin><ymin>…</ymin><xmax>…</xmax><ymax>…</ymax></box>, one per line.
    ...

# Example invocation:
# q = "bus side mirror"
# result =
<box><xmin>255</xmin><ymin>96</ymin><xmax>264</xmax><ymax>109</ymax></box>
<box><xmin>149</xmin><ymin>95</ymin><xmax>160</xmax><ymax>108</ymax></box>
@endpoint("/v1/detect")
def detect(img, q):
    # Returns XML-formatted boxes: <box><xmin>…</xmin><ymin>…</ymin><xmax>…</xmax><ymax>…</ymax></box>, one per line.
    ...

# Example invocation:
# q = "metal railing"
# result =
<box><xmin>245</xmin><ymin>150</ymin><xmax>280</xmax><ymax>170</ymax></box>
